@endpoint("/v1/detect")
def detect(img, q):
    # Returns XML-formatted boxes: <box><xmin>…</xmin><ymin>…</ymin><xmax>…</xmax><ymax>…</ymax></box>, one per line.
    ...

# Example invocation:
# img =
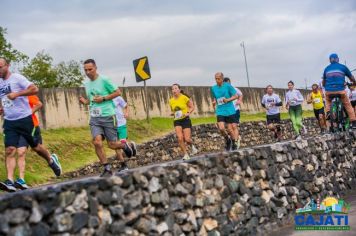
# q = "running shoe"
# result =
<box><xmin>182</xmin><ymin>153</ymin><xmax>190</xmax><ymax>160</ymax></box>
<box><xmin>49</xmin><ymin>154</ymin><xmax>62</xmax><ymax>177</ymax></box>
<box><xmin>236</xmin><ymin>136</ymin><xmax>241</xmax><ymax>149</ymax></box>
<box><xmin>225</xmin><ymin>137</ymin><xmax>232</xmax><ymax>151</ymax></box>
<box><xmin>295</xmin><ymin>135</ymin><xmax>302</xmax><ymax>141</ymax></box>
<box><xmin>117</xmin><ymin>163</ymin><xmax>129</xmax><ymax>173</ymax></box>
<box><xmin>352</xmin><ymin>121</ymin><xmax>356</xmax><ymax>129</ymax></box>
<box><xmin>0</xmin><ymin>179</ymin><xmax>17</xmax><ymax>192</ymax></box>
<box><xmin>14</xmin><ymin>178</ymin><xmax>29</xmax><ymax>190</ymax></box>
<box><xmin>231</xmin><ymin>141</ymin><xmax>238</xmax><ymax>151</ymax></box>
<box><xmin>191</xmin><ymin>145</ymin><xmax>198</xmax><ymax>155</ymax></box>
<box><xmin>131</xmin><ymin>141</ymin><xmax>137</xmax><ymax>157</ymax></box>
<box><xmin>302</xmin><ymin>125</ymin><xmax>308</xmax><ymax>135</ymax></box>
<box><xmin>123</xmin><ymin>142</ymin><xmax>133</xmax><ymax>158</ymax></box>
<box><xmin>100</xmin><ymin>164</ymin><xmax>113</xmax><ymax>177</ymax></box>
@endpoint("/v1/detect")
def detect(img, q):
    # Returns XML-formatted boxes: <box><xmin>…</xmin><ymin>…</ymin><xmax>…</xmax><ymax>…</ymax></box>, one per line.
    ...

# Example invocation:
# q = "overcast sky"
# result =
<box><xmin>2</xmin><ymin>0</ymin><xmax>356</xmax><ymax>88</ymax></box>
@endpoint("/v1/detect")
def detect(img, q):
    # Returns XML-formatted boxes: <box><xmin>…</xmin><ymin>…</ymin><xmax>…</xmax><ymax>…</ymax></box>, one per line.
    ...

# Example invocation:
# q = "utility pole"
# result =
<box><xmin>240</xmin><ymin>41</ymin><xmax>251</xmax><ymax>88</ymax></box>
<box><xmin>305</xmin><ymin>78</ymin><xmax>308</xmax><ymax>90</ymax></box>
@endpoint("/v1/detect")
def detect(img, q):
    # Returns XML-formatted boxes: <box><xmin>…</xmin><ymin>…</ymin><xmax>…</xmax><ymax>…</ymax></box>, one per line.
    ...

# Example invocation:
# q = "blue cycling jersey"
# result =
<box><xmin>323</xmin><ymin>62</ymin><xmax>352</xmax><ymax>92</ymax></box>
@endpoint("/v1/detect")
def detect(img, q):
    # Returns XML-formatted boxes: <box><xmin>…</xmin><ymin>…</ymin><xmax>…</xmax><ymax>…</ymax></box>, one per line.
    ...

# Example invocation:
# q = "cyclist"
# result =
<box><xmin>169</xmin><ymin>84</ymin><xmax>198</xmax><ymax>160</ymax></box>
<box><xmin>223</xmin><ymin>77</ymin><xmax>242</xmax><ymax>149</ymax></box>
<box><xmin>211</xmin><ymin>72</ymin><xmax>238</xmax><ymax>151</ymax></box>
<box><xmin>322</xmin><ymin>53</ymin><xmax>356</xmax><ymax>129</ymax></box>
<box><xmin>261</xmin><ymin>85</ymin><xmax>283</xmax><ymax>141</ymax></box>
<box><xmin>285</xmin><ymin>81</ymin><xmax>304</xmax><ymax>140</ymax></box>
<box><xmin>307</xmin><ymin>84</ymin><xmax>326</xmax><ymax>133</ymax></box>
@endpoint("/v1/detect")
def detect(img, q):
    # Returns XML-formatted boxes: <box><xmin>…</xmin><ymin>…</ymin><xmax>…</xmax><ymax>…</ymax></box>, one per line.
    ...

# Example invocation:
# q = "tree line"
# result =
<box><xmin>0</xmin><ymin>27</ymin><xmax>84</xmax><ymax>88</ymax></box>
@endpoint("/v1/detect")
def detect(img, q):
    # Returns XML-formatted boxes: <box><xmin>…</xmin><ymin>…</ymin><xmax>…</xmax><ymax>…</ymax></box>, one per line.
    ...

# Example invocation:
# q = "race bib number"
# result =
<box><xmin>217</xmin><ymin>97</ymin><xmax>225</xmax><ymax>105</ymax></box>
<box><xmin>290</xmin><ymin>100</ymin><xmax>296</xmax><ymax>106</ymax></box>
<box><xmin>313</xmin><ymin>98</ymin><xmax>321</xmax><ymax>104</ymax></box>
<box><xmin>352</xmin><ymin>92</ymin><xmax>356</xmax><ymax>101</ymax></box>
<box><xmin>174</xmin><ymin>110</ymin><xmax>183</xmax><ymax>119</ymax></box>
<box><xmin>90</xmin><ymin>107</ymin><xmax>102</xmax><ymax>117</ymax></box>
<box><xmin>2</xmin><ymin>97</ymin><xmax>14</xmax><ymax>108</ymax></box>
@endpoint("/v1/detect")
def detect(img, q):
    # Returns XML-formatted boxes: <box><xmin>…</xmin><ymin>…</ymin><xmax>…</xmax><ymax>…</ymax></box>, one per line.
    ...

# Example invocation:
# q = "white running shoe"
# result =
<box><xmin>302</xmin><ymin>125</ymin><xmax>308</xmax><ymax>135</ymax></box>
<box><xmin>191</xmin><ymin>145</ymin><xmax>198</xmax><ymax>155</ymax></box>
<box><xmin>182</xmin><ymin>153</ymin><xmax>190</xmax><ymax>160</ymax></box>
<box><xmin>236</xmin><ymin>136</ymin><xmax>241</xmax><ymax>149</ymax></box>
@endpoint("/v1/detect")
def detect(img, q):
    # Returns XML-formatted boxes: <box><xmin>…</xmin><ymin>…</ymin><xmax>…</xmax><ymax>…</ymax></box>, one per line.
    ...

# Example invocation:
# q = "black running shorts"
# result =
<box><xmin>266</xmin><ymin>113</ymin><xmax>281</xmax><ymax>125</ymax></box>
<box><xmin>313</xmin><ymin>108</ymin><xmax>325</xmax><ymax>120</ymax></box>
<box><xmin>217</xmin><ymin>114</ymin><xmax>237</xmax><ymax>124</ymax></box>
<box><xmin>173</xmin><ymin>117</ymin><xmax>192</xmax><ymax>129</ymax></box>
<box><xmin>3</xmin><ymin>115</ymin><xmax>42</xmax><ymax>148</ymax></box>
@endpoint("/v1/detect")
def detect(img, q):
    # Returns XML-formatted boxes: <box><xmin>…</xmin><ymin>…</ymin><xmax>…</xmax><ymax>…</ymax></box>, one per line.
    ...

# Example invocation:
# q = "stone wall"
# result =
<box><xmin>0</xmin><ymin>132</ymin><xmax>355</xmax><ymax>235</ymax></box>
<box><xmin>0</xmin><ymin>87</ymin><xmax>313</xmax><ymax>129</ymax></box>
<box><xmin>68</xmin><ymin>118</ymin><xmax>321</xmax><ymax>177</ymax></box>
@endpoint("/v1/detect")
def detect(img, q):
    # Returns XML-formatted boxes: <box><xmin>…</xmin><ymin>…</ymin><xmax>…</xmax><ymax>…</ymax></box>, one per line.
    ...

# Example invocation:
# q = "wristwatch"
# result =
<box><xmin>103</xmin><ymin>97</ymin><xmax>106</xmax><ymax>101</ymax></box>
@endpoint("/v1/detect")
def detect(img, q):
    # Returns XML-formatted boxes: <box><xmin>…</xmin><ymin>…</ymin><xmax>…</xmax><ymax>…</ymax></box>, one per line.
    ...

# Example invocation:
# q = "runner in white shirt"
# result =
<box><xmin>285</xmin><ymin>81</ymin><xmax>304</xmax><ymax>140</ymax></box>
<box><xmin>0</xmin><ymin>57</ymin><xmax>62</xmax><ymax>192</ymax></box>
<box><xmin>261</xmin><ymin>85</ymin><xmax>283</xmax><ymax>141</ymax></box>
<box><xmin>112</xmin><ymin>95</ymin><xmax>130</xmax><ymax>172</ymax></box>
<box><xmin>223</xmin><ymin>77</ymin><xmax>242</xmax><ymax>149</ymax></box>
<box><xmin>349</xmin><ymin>85</ymin><xmax>356</xmax><ymax>115</ymax></box>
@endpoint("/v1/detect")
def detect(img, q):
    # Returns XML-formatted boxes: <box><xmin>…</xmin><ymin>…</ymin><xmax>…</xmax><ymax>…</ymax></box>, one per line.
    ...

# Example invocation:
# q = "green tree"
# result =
<box><xmin>0</xmin><ymin>27</ymin><xmax>28</xmax><ymax>63</ymax></box>
<box><xmin>21</xmin><ymin>51</ymin><xmax>59</xmax><ymax>88</ymax></box>
<box><xmin>55</xmin><ymin>60</ymin><xmax>84</xmax><ymax>87</ymax></box>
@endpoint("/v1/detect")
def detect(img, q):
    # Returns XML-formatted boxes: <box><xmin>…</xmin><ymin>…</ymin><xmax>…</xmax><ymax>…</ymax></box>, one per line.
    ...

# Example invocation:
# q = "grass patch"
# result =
<box><xmin>0</xmin><ymin>111</ymin><xmax>314</xmax><ymax>186</ymax></box>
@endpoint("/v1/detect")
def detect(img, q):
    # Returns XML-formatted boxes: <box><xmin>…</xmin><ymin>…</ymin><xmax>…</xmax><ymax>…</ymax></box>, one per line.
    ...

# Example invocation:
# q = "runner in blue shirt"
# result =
<box><xmin>211</xmin><ymin>72</ymin><xmax>238</xmax><ymax>151</ymax></box>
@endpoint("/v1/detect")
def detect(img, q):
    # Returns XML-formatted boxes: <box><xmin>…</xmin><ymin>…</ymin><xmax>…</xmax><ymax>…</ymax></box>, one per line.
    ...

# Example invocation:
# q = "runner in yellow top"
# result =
<box><xmin>169</xmin><ymin>84</ymin><xmax>198</xmax><ymax>160</ymax></box>
<box><xmin>307</xmin><ymin>83</ymin><xmax>326</xmax><ymax>133</ymax></box>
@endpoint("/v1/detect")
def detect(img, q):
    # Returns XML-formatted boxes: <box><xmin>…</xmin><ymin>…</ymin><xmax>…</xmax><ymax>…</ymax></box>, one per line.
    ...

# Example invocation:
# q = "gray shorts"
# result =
<box><xmin>89</xmin><ymin>116</ymin><xmax>118</xmax><ymax>142</ymax></box>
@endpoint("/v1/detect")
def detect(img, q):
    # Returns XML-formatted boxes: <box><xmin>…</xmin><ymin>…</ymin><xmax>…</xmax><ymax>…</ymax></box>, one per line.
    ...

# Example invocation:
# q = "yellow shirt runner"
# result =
<box><xmin>310</xmin><ymin>91</ymin><xmax>324</xmax><ymax>110</ymax></box>
<box><xmin>169</xmin><ymin>94</ymin><xmax>190</xmax><ymax>120</ymax></box>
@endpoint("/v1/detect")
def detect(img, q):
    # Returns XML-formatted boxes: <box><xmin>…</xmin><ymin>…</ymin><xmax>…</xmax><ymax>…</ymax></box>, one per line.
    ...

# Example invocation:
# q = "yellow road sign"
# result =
<box><xmin>133</xmin><ymin>56</ymin><xmax>151</xmax><ymax>82</ymax></box>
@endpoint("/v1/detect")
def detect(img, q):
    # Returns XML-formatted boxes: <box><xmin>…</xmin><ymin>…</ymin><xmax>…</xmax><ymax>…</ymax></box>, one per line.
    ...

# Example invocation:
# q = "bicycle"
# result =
<box><xmin>328</xmin><ymin>83</ymin><xmax>352</xmax><ymax>132</ymax></box>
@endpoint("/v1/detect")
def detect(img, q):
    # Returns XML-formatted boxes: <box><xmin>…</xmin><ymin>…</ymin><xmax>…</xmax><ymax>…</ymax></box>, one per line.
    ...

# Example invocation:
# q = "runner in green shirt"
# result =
<box><xmin>79</xmin><ymin>59</ymin><xmax>137</xmax><ymax>177</ymax></box>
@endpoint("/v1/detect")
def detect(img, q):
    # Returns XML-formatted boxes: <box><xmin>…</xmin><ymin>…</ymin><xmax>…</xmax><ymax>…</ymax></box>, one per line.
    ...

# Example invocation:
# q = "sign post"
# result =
<box><xmin>133</xmin><ymin>56</ymin><xmax>151</xmax><ymax>122</ymax></box>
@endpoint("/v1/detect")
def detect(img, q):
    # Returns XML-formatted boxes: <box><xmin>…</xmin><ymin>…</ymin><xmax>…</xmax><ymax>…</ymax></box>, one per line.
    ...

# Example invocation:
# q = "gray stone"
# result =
<box><xmin>72</xmin><ymin>189</ymin><xmax>88</xmax><ymax>211</ymax></box>
<box><xmin>110</xmin><ymin>221</ymin><xmax>125</xmax><ymax>234</ymax></box>
<box><xmin>7</xmin><ymin>209</ymin><xmax>30</xmax><ymax>224</ymax></box>
<box><xmin>250</xmin><ymin>197</ymin><xmax>264</xmax><ymax>206</ymax></box>
<box><xmin>72</xmin><ymin>212</ymin><xmax>89</xmax><ymax>233</ymax></box>
<box><xmin>175</xmin><ymin>183</ymin><xmax>189</xmax><ymax>195</ymax></box>
<box><xmin>173</xmin><ymin>224</ymin><xmax>183</xmax><ymax>235</ymax></box>
<box><xmin>59</xmin><ymin>191</ymin><xmax>76</xmax><ymax>208</ymax></box>
<box><xmin>31</xmin><ymin>222</ymin><xmax>50</xmax><ymax>236</ymax></box>
<box><xmin>174</xmin><ymin>212</ymin><xmax>188</xmax><ymax>224</ymax></box>
<box><xmin>0</xmin><ymin>215</ymin><xmax>9</xmax><ymax>234</ymax></box>
<box><xmin>88</xmin><ymin>216</ymin><xmax>100</xmax><ymax>228</ymax></box>
<box><xmin>9</xmin><ymin>224</ymin><xmax>31</xmax><ymax>236</ymax></box>
<box><xmin>148</xmin><ymin>177</ymin><xmax>162</xmax><ymax>193</ymax></box>
<box><xmin>98</xmin><ymin>208</ymin><xmax>112</xmax><ymax>225</ymax></box>
<box><xmin>97</xmin><ymin>191</ymin><xmax>113</xmax><ymax>205</ymax></box>
<box><xmin>160</xmin><ymin>189</ymin><xmax>170</xmax><ymax>205</ymax></box>
<box><xmin>277</xmin><ymin>207</ymin><xmax>287</xmax><ymax>218</ymax></box>
<box><xmin>170</xmin><ymin>197</ymin><xmax>184</xmax><ymax>211</ymax></box>
<box><xmin>88</xmin><ymin>197</ymin><xmax>98</xmax><ymax>216</ymax></box>
<box><xmin>52</xmin><ymin>212</ymin><xmax>72</xmax><ymax>232</ymax></box>
<box><xmin>109</xmin><ymin>205</ymin><xmax>124</xmax><ymax>217</ymax></box>
<box><xmin>135</xmin><ymin>217</ymin><xmax>153</xmax><ymax>234</ymax></box>
<box><xmin>133</xmin><ymin>172</ymin><xmax>149</xmax><ymax>188</ymax></box>
<box><xmin>157</xmin><ymin>222</ymin><xmax>169</xmax><ymax>235</ymax></box>
<box><xmin>127</xmin><ymin>191</ymin><xmax>143</xmax><ymax>208</ymax></box>
<box><xmin>29</xmin><ymin>201</ymin><xmax>43</xmax><ymax>223</ymax></box>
